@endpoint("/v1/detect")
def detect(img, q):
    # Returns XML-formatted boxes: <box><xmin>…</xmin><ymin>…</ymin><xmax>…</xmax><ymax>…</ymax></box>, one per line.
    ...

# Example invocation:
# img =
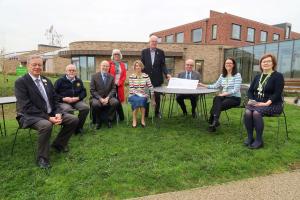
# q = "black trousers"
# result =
<box><xmin>209</xmin><ymin>96</ymin><xmax>241</xmax><ymax>123</ymax></box>
<box><xmin>176</xmin><ymin>94</ymin><xmax>198</xmax><ymax>113</ymax></box>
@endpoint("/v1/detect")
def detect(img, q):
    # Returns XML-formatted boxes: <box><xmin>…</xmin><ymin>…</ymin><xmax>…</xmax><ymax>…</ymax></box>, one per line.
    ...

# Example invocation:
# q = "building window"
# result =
<box><xmin>285</xmin><ymin>26</ymin><xmax>291</xmax><ymax>39</ymax></box>
<box><xmin>260</xmin><ymin>31</ymin><xmax>268</xmax><ymax>43</ymax></box>
<box><xmin>212</xmin><ymin>25</ymin><xmax>217</xmax><ymax>40</ymax></box>
<box><xmin>176</xmin><ymin>32</ymin><xmax>184</xmax><ymax>43</ymax></box>
<box><xmin>71</xmin><ymin>56</ymin><xmax>95</xmax><ymax>81</ymax></box>
<box><xmin>247</xmin><ymin>28</ymin><xmax>255</xmax><ymax>42</ymax></box>
<box><xmin>192</xmin><ymin>28</ymin><xmax>202</xmax><ymax>43</ymax></box>
<box><xmin>273</xmin><ymin>33</ymin><xmax>280</xmax><ymax>41</ymax></box>
<box><xmin>231</xmin><ymin>24</ymin><xmax>241</xmax><ymax>40</ymax></box>
<box><xmin>157</xmin><ymin>37</ymin><xmax>162</xmax><ymax>43</ymax></box>
<box><xmin>165</xmin><ymin>57</ymin><xmax>175</xmax><ymax>75</ymax></box>
<box><xmin>195</xmin><ymin>60</ymin><xmax>204</xmax><ymax>79</ymax></box>
<box><xmin>165</xmin><ymin>35</ymin><xmax>174</xmax><ymax>43</ymax></box>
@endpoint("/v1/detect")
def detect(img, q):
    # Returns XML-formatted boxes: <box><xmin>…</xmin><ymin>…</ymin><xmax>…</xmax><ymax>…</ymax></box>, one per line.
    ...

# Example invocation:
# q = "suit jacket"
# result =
<box><xmin>15</xmin><ymin>73</ymin><xmax>60</xmax><ymax>128</ymax></box>
<box><xmin>141</xmin><ymin>48</ymin><xmax>168</xmax><ymax>87</ymax></box>
<box><xmin>90</xmin><ymin>72</ymin><xmax>116</xmax><ymax>100</ymax></box>
<box><xmin>177</xmin><ymin>71</ymin><xmax>201</xmax><ymax>81</ymax></box>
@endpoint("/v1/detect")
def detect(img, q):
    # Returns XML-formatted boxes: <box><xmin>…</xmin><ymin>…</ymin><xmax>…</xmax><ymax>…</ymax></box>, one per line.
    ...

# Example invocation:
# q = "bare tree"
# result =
<box><xmin>45</xmin><ymin>25</ymin><xmax>63</xmax><ymax>46</ymax></box>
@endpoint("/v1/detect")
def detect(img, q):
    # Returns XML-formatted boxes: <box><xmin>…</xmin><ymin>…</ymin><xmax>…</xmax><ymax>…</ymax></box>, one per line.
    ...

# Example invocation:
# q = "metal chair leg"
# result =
<box><xmin>283</xmin><ymin>111</ymin><xmax>288</xmax><ymax>140</ymax></box>
<box><xmin>11</xmin><ymin>127</ymin><xmax>20</xmax><ymax>155</ymax></box>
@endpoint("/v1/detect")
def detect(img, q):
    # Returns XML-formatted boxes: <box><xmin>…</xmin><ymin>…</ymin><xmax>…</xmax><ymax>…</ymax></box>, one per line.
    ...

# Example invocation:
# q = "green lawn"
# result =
<box><xmin>0</xmin><ymin>74</ymin><xmax>300</xmax><ymax>199</ymax></box>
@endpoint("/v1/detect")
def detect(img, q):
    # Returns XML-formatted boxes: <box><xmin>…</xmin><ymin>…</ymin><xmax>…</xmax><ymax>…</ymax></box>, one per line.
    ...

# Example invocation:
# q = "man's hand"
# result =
<box><xmin>62</xmin><ymin>97</ymin><xmax>73</xmax><ymax>103</ymax></box>
<box><xmin>49</xmin><ymin>114</ymin><xmax>62</xmax><ymax>125</ymax></box>
<box><xmin>166</xmin><ymin>74</ymin><xmax>172</xmax><ymax>80</ymax></box>
<box><xmin>71</xmin><ymin>97</ymin><xmax>80</xmax><ymax>103</ymax></box>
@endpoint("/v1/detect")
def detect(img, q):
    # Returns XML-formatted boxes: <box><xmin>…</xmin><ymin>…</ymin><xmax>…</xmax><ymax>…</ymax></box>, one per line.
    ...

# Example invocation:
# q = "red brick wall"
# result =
<box><xmin>152</xmin><ymin>10</ymin><xmax>300</xmax><ymax>47</ymax></box>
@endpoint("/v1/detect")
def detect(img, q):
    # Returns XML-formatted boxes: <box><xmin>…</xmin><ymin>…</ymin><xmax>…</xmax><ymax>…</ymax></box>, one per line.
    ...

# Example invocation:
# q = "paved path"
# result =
<box><xmin>131</xmin><ymin>169</ymin><xmax>300</xmax><ymax>200</ymax></box>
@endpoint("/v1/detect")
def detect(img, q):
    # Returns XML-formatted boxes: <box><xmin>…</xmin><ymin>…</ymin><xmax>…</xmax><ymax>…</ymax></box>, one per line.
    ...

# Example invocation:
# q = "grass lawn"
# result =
<box><xmin>0</xmin><ymin>74</ymin><xmax>300</xmax><ymax>199</ymax></box>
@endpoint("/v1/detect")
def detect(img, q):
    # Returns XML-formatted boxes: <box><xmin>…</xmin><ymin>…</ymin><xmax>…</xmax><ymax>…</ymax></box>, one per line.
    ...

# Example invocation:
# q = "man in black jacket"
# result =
<box><xmin>54</xmin><ymin>64</ymin><xmax>89</xmax><ymax>135</ymax></box>
<box><xmin>141</xmin><ymin>35</ymin><xmax>171</xmax><ymax>117</ymax></box>
<box><xmin>15</xmin><ymin>55</ymin><xmax>78</xmax><ymax>168</ymax></box>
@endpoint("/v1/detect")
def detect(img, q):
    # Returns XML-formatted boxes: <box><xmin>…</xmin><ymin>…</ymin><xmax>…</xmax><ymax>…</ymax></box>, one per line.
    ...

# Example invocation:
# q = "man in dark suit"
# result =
<box><xmin>15</xmin><ymin>55</ymin><xmax>79</xmax><ymax>169</ymax></box>
<box><xmin>90</xmin><ymin>60</ymin><xmax>119</xmax><ymax>129</ymax></box>
<box><xmin>141</xmin><ymin>35</ymin><xmax>171</xmax><ymax>118</ymax></box>
<box><xmin>176</xmin><ymin>59</ymin><xmax>201</xmax><ymax>118</ymax></box>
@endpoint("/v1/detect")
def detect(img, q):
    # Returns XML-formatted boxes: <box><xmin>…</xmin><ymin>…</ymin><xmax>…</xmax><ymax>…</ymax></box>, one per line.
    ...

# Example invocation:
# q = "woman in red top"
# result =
<box><xmin>108</xmin><ymin>49</ymin><xmax>127</xmax><ymax>121</ymax></box>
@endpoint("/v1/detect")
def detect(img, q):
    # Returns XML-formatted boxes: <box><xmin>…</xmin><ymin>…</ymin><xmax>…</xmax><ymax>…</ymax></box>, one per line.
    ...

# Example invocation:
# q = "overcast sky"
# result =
<box><xmin>1</xmin><ymin>0</ymin><xmax>300</xmax><ymax>53</ymax></box>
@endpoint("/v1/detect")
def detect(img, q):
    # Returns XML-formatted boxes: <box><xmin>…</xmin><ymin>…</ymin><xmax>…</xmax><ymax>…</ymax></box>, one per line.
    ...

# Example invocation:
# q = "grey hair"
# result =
<box><xmin>111</xmin><ymin>49</ymin><xmax>123</xmax><ymax>60</ymax></box>
<box><xmin>27</xmin><ymin>54</ymin><xmax>43</xmax><ymax>64</ymax></box>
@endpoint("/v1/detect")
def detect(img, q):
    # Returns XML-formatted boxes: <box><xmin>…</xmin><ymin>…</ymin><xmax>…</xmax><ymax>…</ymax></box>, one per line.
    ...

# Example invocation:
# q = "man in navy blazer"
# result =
<box><xmin>90</xmin><ymin>60</ymin><xmax>119</xmax><ymax>129</ymax></box>
<box><xmin>141</xmin><ymin>35</ymin><xmax>171</xmax><ymax>117</ymax></box>
<box><xmin>15</xmin><ymin>55</ymin><xmax>79</xmax><ymax>168</ymax></box>
<box><xmin>176</xmin><ymin>59</ymin><xmax>201</xmax><ymax>118</ymax></box>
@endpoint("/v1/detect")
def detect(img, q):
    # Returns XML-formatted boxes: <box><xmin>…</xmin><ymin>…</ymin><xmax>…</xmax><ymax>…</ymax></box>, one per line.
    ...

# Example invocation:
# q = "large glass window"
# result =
<box><xmin>71</xmin><ymin>56</ymin><xmax>96</xmax><ymax>81</ymax></box>
<box><xmin>165</xmin><ymin>35</ymin><xmax>174</xmax><ymax>43</ymax></box>
<box><xmin>212</xmin><ymin>24</ymin><xmax>217</xmax><ymax>40</ymax></box>
<box><xmin>265</xmin><ymin>43</ymin><xmax>278</xmax><ymax>57</ymax></box>
<box><xmin>157</xmin><ymin>37</ymin><xmax>162</xmax><ymax>43</ymax></box>
<box><xmin>292</xmin><ymin>40</ymin><xmax>300</xmax><ymax>78</ymax></box>
<box><xmin>231</xmin><ymin>24</ymin><xmax>241</xmax><ymax>40</ymax></box>
<box><xmin>260</xmin><ymin>31</ymin><xmax>268</xmax><ymax>43</ymax></box>
<box><xmin>253</xmin><ymin>45</ymin><xmax>265</xmax><ymax>79</ymax></box>
<box><xmin>241</xmin><ymin>46</ymin><xmax>254</xmax><ymax>83</ymax></box>
<box><xmin>273</xmin><ymin>33</ymin><xmax>280</xmax><ymax>41</ymax></box>
<box><xmin>192</xmin><ymin>28</ymin><xmax>202</xmax><ymax>43</ymax></box>
<box><xmin>247</xmin><ymin>28</ymin><xmax>255</xmax><ymax>42</ymax></box>
<box><xmin>278</xmin><ymin>41</ymin><xmax>293</xmax><ymax>77</ymax></box>
<box><xmin>165</xmin><ymin>57</ymin><xmax>175</xmax><ymax>76</ymax></box>
<box><xmin>176</xmin><ymin>32</ymin><xmax>184</xmax><ymax>43</ymax></box>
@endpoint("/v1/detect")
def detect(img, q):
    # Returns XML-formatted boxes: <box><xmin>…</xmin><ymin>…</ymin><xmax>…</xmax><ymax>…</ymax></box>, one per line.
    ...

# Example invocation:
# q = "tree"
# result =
<box><xmin>45</xmin><ymin>25</ymin><xmax>63</xmax><ymax>46</ymax></box>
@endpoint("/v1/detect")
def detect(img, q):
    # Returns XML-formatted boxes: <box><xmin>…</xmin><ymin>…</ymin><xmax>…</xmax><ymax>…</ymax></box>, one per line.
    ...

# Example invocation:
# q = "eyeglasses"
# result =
<box><xmin>186</xmin><ymin>64</ymin><xmax>194</xmax><ymax>66</ymax></box>
<box><xmin>225</xmin><ymin>62</ymin><xmax>233</xmax><ymax>65</ymax></box>
<box><xmin>262</xmin><ymin>60</ymin><xmax>272</xmax><ymax>64</ymax></box>
<box><xmin>68</xmin><ymin>69</ymin><xmax>76</xmax><ymax>72</ymax></box>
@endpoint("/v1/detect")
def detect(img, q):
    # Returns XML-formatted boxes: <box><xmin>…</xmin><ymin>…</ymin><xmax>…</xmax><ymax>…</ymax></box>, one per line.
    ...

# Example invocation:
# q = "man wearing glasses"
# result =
<box><xmin>54</xmin><ymin>64</ymin><xmax>89</xmax><ymax>135</ymax></box>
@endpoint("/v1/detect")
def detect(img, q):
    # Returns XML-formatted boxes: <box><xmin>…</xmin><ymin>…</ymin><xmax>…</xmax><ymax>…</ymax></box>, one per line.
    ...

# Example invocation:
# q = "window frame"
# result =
<box><xmin>211</xmin><ymin>24</ymin><xmax>217</xmax><ymax>40</ymax></box>
<box><xmin>246</xmin><ymin>27</ymin><xmax>255</xmax><ymax>42</ymax></box>
<box><xmin>192</xmin><ymin>28</ymin><xmax>203</xmax><ymax>43</ymax></box>
<box><xmin>231</xmin><ymin>24</ymin><xmax>242</xmax><ymax>40</ymax></box>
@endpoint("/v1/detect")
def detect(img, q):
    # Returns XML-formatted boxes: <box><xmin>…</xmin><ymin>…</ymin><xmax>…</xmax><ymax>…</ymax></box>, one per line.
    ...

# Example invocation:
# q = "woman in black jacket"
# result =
<box><xmin>244</xmin><ymin>53</ymin><xmax>284</xmax><ymax>149</ymax></box>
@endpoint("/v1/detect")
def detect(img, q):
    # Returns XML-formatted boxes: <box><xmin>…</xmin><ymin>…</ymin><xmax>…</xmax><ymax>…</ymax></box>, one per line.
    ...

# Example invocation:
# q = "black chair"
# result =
<box><xmin>223</xmin><ymin>84</ymin><xmax>249</xmax><ymax>138</ymax></box>
<box><xmin>11</xmin><ymin>124</ymin><xmax>35</xmax><ymax>156</ymax></box>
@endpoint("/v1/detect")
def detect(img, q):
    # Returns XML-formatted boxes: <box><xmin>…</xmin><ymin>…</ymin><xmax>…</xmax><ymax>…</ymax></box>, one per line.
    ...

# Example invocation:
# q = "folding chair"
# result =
<box><xmin>11</xmin><ymin>125</ymin><xmax>35</xmax><ymax>157</ymax></box>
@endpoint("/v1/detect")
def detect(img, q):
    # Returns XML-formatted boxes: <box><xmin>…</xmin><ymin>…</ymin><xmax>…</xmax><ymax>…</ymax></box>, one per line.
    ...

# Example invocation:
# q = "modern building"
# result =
<box><xmin>2</xmin><ymin>10</ymin><xmax>300</xmax><ymax>85</ymax></box>
<box><xmin>152</xmin><ymin>10</ymin><xmax>300</xmax><ymax>47</ymax></box>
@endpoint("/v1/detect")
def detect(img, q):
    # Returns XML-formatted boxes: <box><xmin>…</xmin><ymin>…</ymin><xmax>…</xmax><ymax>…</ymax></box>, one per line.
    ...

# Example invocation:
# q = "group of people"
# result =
<box><xmin>14</xmin><ymin>34</ymin><xmax>284</xmax><ymax>169</ymax></box>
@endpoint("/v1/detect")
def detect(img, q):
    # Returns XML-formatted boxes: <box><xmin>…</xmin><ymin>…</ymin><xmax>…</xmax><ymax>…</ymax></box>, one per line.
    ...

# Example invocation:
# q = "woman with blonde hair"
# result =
<box><xmin>128</xmin><ymin>60</ymin><xmax>155</xmax><ymax>128</ymax></box>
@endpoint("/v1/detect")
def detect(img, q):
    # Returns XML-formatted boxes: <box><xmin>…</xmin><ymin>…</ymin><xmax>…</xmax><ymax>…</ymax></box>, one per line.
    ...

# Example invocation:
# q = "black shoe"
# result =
<box><xmin>192</xmin><ymin>112</ymin><xmax>196</xmax><ymax>118</ymax></box>
<box><xmin>37</xmin><ymin>157</ymin><xmax>51</xmax><ymax>169</ymax></box>
<box><xmin>108</xmin><ymin>121</ymin><xmax>112</xmax><ymax>128</ymax></box>
<box><xmin>244</xmin><ymin>138</ymin><xmax>254</xmax><ymax>146</ymax></box>
<box><xmin>96</xmin><ymin>123</ymin><xmax>101</xmax><ymax>130</ymax></box>
<box><xmin>208</xmin><ymin>125</ymin><xmax>216</xmax><ymax>132</ymax></box>
<box><xmin>141</xmin><ymin>123</ymin><xmax>146</xmax><ymax>128</ymax></box>
<box><xmin>249</xmin><ymin>141</ymin><xmax>264</xmax><ymax>149</ymax></box>
<box><xmin>51</xmin><ymin>144</ymin><xmax>69</xmax><ymax>153</ymax></box>
<box><xmin>155</xmin><ymin>112</ymin><xmax>162</xmax><ymax>119</ymax></box>
<box><xmin>75</xmin><ymin>128</ymin><xmax>83</xmax><ymax>135</ymax></box>
<box><xmin>132</xmin><ymin>125</ymin><xmax>137</xmax><ymax>128</ymax></box>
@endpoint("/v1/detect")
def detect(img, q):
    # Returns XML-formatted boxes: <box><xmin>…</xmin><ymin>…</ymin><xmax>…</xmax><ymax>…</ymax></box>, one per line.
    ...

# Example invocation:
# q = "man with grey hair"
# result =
<box><xmin>15</xmin><ymin>55</ymin><xmax>79</xmax><ymax>169</ymax></box>
<box><xmin>141</xmin><ymin>35</ymin><xmax>171</xmax><ymax>118</ymax></box>
<box><xmin>90</xmin><ymin>60</ymin><xmax>119</xmax><ymax>129</ymax></box>
<box><xmin>54</xmin><ymin>64</ymin><xmax>89</xmax><ymax>135</ymax></box>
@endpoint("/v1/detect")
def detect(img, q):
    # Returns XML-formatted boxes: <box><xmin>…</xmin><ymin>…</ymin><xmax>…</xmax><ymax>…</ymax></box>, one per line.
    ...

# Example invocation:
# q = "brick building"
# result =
<box><xmin>152</xmin><ymin>10</ymin><xmax>300</xmax><ymax>47</ymax></box>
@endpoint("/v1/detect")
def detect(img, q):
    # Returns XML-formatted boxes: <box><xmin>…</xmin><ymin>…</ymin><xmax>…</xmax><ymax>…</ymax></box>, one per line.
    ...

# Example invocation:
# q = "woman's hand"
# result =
<box><xmin>198</xmin><ymin>82</ymin><xmax>207</xmax><ymax>88</ymax></box>
<box><xmin>254</xmin><ymin>100</ymin><xmax>272</xmax><ymax>107</ymax></box>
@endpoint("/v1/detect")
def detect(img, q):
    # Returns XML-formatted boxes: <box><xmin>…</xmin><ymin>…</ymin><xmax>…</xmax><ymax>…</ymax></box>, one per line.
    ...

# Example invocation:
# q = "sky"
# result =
<box><xmin>1</xmin><ymin>0</ymin><xmax>300</xmax><ymax>53</ymax></box>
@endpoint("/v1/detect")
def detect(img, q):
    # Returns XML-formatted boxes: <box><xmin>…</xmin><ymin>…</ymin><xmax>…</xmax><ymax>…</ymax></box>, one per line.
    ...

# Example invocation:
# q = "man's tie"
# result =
<box><xmin>103</xmin><ymin>73</ymin><xmax>107</xmax><ymax>85</ymax></box>
<box><xmin>35</xmin><ymin>79</ymin><xmax>52</xmax><ymax>113</ymax></box>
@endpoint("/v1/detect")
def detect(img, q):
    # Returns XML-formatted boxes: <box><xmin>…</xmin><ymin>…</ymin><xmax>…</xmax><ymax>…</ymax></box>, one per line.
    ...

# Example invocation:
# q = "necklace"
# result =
<box><xmin>257</xmin><ymin>72</ymin><xmax>273</xmax><ymax>98</ymax></box>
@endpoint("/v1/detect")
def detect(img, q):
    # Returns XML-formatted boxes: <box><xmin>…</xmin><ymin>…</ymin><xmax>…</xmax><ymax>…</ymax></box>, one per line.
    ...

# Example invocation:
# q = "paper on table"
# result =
<box><xmin>167</xmin><ymin>77</ymin><xmax>199</xmax><ymax>89</ymax></box>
